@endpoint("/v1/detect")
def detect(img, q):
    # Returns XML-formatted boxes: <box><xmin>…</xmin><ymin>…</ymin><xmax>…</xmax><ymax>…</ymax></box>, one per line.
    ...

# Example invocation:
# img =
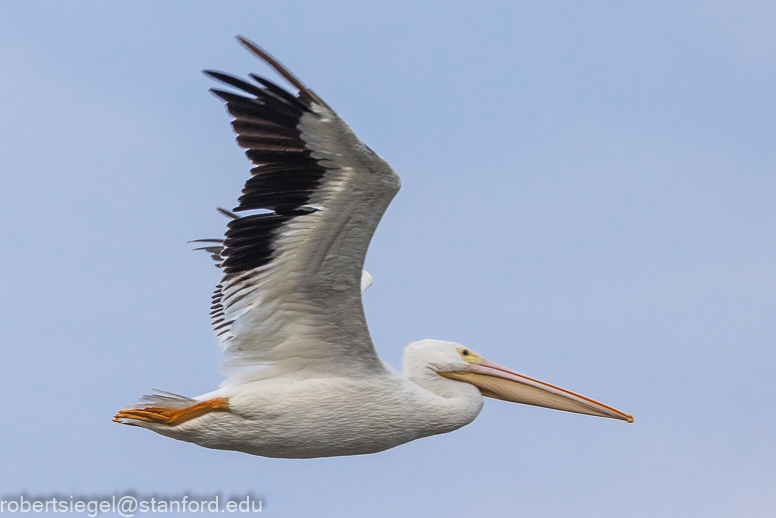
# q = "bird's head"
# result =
<box><xmin>404</xmin><ymin>339</ymin><xmax>633</xmax><ymax>423</ymax></box>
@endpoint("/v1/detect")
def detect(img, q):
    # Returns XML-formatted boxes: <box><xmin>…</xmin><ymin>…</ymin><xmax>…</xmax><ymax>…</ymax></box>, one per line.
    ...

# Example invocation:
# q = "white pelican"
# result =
<box><xmin>115</xmin><ymin>36</ymin><xmax>633</xmax><ymax>458</ymax></box>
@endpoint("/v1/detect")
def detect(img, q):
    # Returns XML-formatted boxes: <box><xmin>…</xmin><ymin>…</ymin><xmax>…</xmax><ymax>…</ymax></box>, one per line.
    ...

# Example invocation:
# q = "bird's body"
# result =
<box><xmin>115</xmin><ymin>37</ymin><xmax>632</xmax><ymax>458</ymax></box>
<box><xmin>144</xmin><ymin>347</ymin><xmax>483</xmax><ymax>459</ymax></box>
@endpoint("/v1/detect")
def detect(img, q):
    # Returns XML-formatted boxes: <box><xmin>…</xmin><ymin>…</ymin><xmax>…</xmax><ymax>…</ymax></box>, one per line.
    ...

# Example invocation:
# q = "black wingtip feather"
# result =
<box><xmin>248</xmin><ymin>74</ymin><xmax>308</xmax><ymax>111</ymax></box>
<box><xmin>205</xmin><ymin>70</ymin><xmax>268</xmax><ymax>98</ymax></box>
<box><xmin>207</xmin><ymin>57</ymin><xmax>328</xmax><ymax>276</ymax></box>
<box><xmin>217</xmin><ymin>207</ymin><xmax>240</xmax><ymax>220</ymax></box>
<box><xmin>234</xmin><ymin>35</ymin><xmax>328</xmax><ymax>108</ymax></box>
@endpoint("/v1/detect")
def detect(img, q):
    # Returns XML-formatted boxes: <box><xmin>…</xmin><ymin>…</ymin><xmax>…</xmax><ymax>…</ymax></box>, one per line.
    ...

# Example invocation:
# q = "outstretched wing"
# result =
<box><xmin>204</xmin><ymin>37</ymin><xmax>400</xmax><ymax>384</ymax></box>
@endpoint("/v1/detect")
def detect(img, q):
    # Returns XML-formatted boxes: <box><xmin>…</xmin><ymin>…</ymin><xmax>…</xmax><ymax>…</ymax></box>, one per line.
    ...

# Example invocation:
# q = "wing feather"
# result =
<box><xmin>202</xmin><ymin>40</ymin><xmax>400</xmax><ymax>383</ymax></box>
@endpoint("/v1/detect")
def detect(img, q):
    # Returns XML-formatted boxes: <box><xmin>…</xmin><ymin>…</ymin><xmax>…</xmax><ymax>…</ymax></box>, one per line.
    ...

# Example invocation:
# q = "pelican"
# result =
<box><xmin>114</xmin><ymin>36</ymin><xmax>633</xmax><ymax>459</ymax></box>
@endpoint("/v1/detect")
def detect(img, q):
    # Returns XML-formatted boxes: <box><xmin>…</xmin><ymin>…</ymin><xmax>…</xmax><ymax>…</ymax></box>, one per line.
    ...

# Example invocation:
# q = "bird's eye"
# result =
<box><xmin>457</xmin><ymin>347</ymin><xmax>480</xmax><ymax>362</ymax></box>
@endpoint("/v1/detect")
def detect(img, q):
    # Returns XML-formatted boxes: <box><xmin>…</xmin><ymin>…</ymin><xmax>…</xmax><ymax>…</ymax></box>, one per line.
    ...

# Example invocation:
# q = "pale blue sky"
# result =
<box><xmin>1</xmin><ymin>1</ymin><xmax>775</xmax><ymax>516</ymax></box>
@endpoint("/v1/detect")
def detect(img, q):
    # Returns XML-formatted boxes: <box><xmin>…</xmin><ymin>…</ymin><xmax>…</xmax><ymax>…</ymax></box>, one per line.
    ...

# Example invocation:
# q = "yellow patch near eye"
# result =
<box><xmin>457</xmin><ymin>347</ymin><xmax>482</xmax><ymax>363</ymax></box>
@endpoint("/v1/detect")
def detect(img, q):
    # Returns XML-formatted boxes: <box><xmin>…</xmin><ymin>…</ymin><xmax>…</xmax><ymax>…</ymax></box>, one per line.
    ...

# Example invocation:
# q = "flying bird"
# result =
<box><xmin>114</xmin><ymin>36</ymin><xmax>633</xmax><ymax>458</ymax></box>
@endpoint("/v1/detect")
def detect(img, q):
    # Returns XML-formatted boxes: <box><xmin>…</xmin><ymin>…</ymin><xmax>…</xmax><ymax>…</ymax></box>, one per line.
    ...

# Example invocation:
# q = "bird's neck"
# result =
<box><xmin>403</xmin><ymin>364</ymin><xmax>484</xmax><ymax>437</ymax></box>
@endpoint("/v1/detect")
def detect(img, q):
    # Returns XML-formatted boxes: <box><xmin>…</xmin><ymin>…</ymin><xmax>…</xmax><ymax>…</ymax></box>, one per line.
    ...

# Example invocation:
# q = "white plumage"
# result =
<box><xmin>115</xmin><ymin>37</ymin><xmax>632</xmax><ymax>458</ymax></box>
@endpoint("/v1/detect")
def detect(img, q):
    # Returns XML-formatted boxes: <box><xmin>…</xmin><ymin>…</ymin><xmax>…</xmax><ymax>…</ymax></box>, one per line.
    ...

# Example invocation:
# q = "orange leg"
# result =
<box><xmin>114</xmin><ymin>397</ymin><xmax>230</xmax><ymax>426</ymax></box>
